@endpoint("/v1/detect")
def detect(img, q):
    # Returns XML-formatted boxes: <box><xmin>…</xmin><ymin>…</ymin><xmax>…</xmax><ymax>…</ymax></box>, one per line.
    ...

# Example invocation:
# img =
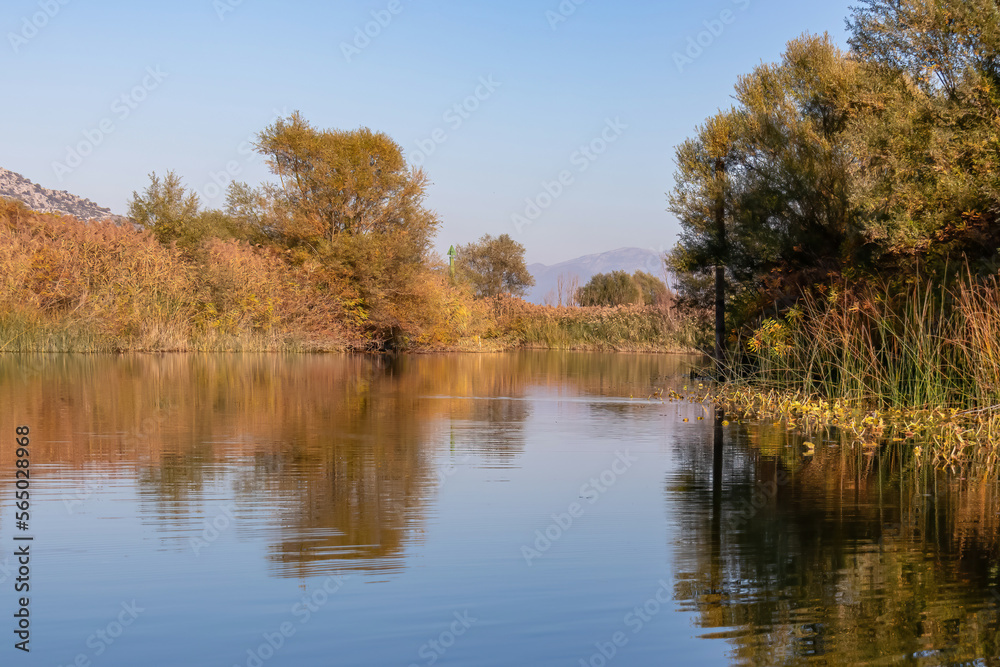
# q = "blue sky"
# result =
<box><xmin>2</xmin><ymin>0</ymin><xmax>854</xmax><ymax>265</ymax></box>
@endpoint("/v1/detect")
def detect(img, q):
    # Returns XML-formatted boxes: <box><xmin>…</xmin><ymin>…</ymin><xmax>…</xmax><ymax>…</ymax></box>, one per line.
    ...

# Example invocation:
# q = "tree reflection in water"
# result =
<box><xmin>669</xmin><ymin>418</ymin><xmax>1000</xmax><ymax>665</ymax></box>
<box><xmin>0</xmin><ymin>351</ymin><xmax>695</xmax><ymax>579</ymax></box>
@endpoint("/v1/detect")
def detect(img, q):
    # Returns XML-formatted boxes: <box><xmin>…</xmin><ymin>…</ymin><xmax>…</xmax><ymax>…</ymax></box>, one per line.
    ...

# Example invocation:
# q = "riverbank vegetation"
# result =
<box><xmin>0</xmin><ymin>111</ymin><xmax>703</xmax><ymax>353</ymax></box>
<box><xmin>669</xmin><ymin>0</ymin><xmax>1000</xmax><ymax>464</ymax></box>
<box><xmin>0</xmin><ymin>199</ymin><xmax>699</xmax><ymax>353</ymax></box>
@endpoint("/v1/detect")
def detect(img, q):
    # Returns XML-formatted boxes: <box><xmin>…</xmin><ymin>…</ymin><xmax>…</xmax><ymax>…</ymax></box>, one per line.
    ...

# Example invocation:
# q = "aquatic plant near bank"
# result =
<box><xmin>716</xmin><ymin>273</ymin><xmax>1000</xmax><ymax>469</ymax></box>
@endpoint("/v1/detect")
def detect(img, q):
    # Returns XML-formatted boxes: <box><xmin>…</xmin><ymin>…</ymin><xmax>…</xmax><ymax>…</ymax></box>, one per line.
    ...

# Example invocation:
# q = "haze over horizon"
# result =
<box><xmin>2</xmin><ymin>0</ymin><xmax>853</xmax><ymax>264</ymax></box>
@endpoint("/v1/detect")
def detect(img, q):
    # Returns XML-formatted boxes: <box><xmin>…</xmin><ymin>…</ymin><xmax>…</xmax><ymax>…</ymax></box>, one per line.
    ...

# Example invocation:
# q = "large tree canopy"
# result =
<box><xmin>847</xmin><ymin>0</ymin><xmax>1000</xmax><ymax>96</ymax></box>
<box><xmin>256</xmin><ymin>112</ymin><xmax>438</xmax><ymax>252</ymax></box>
<box><xmin>669</xmin><ymin>33</ymin><xmax>859</xmax><ymax>323</ymax></box>
<box><xmin>671</xmin><ymin>2</ymin><xmax>1000</xmax><ymax>353</ymax></box>
<box><xmin>846</xmin><ymin>0</ymin><xmax>1000</xmax><ymax>264</ymax></box>
<box><xmin>250</xmin><ymin>113</ymin><xmax>445</xmax><ymax>339</ymax></box>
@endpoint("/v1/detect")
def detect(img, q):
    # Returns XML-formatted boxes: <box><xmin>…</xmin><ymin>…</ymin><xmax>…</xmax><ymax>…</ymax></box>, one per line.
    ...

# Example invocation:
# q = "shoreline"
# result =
<box><xmin>0</xmin><ymin>340</ymin><xmax>705</xmax><ymax>355</ymax></box>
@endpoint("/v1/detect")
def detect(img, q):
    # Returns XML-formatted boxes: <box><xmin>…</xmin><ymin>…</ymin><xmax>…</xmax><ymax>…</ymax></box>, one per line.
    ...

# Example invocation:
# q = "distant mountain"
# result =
<box><xmin>526</xmin><ymin>247</ymin><xmax>669</xmax><ymax>305</ymax></box>
<box><xmin>0</xmin><ymin>167</ymin><xmax>120</xmax><ymax>221</ymax></box>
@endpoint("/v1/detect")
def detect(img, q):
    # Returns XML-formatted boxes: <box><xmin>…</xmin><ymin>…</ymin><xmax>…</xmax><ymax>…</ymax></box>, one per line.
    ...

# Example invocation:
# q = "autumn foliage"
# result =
<box><xmin>0</xmin><ymin>199</ymin><xmax>353</xmax><ymax>350</ymax></box>
<box><xmin>1</xmin><ymin>115</ymin><xmax>697</xmax><ymax>353</ymax></box>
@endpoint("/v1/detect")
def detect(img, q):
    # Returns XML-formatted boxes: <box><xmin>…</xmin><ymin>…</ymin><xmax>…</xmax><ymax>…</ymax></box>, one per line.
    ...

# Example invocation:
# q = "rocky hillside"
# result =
<box><xmin>0</xmin><ymin>167</ymin><xmax>118</xmax><ymax>220</ymax></box>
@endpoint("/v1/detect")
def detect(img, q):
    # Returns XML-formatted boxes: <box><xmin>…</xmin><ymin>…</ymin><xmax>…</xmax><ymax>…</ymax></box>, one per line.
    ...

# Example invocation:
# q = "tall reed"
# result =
<box><xmin>741</xmin><ymin>270</ymin><xmax>1000</xmax><ymax>412</ymax></box>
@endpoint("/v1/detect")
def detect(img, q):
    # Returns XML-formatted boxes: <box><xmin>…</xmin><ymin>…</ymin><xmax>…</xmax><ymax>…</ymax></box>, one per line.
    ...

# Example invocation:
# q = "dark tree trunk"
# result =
<box><xmin>714</xmin><ymin>158</ymin><xmax>727</xmax><ymax>375</ymax></box>
<box><xmin>715</xmin><ymin>265</ymin><xmax>725</xmax><ymax>368</ymax></box>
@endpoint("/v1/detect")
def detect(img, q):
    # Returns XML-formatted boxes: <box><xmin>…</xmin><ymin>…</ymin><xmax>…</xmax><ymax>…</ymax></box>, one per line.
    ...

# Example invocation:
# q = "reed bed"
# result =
<box><xmin>490</xmin><ymin>295</ymin><xmax>706</xmax><ymax>352</ymax></box>
<box><xmin>727</xmin><ymin>270</ymin><xmax>1000</xmax><ymax>469</ymax></box>
<box><xmin>0</xmin><ymin>202</ymin><xmax>353</xmax><ymax>352</ymax></box>
<box><xmin>0</xmin><ymin>202</ymin><xmax>706</xmax><ymax>354</ymax></box>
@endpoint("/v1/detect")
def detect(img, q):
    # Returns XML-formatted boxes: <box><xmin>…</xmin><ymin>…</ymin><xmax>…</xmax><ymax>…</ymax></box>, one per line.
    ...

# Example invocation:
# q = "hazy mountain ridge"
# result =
<box><xmin>0</xmin><ymin>167</ymin><xmax>120</xmax><ymax>221</ymax></box>
<box><xmin>527</xmin><ymin>247</ymin><xmax>668</xmax><ymax>305</ymax></box>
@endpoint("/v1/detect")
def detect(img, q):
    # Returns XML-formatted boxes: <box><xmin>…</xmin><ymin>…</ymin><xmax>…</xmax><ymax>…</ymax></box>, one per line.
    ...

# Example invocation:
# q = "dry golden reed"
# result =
<box><xmin>0</xmin><ymin>201</ymin><xmax>701</xmax><ymax>354</ymax></box>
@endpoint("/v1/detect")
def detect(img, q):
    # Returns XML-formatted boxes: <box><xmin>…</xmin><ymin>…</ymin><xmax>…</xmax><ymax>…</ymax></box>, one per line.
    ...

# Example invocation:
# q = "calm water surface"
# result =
<box><xmin>1</xmin><ymin>352</ymin><xmax>999</xmax><ymax>666</ymax></box>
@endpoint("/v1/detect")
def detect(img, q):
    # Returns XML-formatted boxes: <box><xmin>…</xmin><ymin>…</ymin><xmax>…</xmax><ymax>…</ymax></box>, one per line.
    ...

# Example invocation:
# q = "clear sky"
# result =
<box><xmin>1</xmin><ymin>0</ymin><xmax>855</xmax><ymax>265</ymax></box>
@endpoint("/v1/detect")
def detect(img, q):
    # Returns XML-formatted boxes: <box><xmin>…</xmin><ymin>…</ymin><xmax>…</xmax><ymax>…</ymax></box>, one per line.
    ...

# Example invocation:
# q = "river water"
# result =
<box><xmin>1</xmin><ymin>352</ymin><xmax>998</xmax><ymax>666</ymax></box>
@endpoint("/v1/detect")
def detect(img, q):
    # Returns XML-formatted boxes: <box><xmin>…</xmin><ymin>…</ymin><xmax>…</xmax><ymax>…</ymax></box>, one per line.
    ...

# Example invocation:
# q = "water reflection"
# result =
<box><xmin>670</xmin><ymin>417</ymin><xmax>1000</xmax><ymax>665</ymax></box>
<box><xmin>0</xmin><ymin>352</ymin><xmax>696</xmax><ymax>580</ymax></box>
<box><xmin>8</xmin><ymin>351</ymin><xmax>1000</xmax><ymax>664</ymax></box>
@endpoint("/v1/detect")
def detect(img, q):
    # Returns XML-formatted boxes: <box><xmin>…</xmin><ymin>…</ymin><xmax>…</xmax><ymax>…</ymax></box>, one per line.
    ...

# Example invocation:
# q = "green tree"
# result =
<box><xmin>847</xmin><ymin>0</ymin><xmax>1000</xmax><ymax>97</ymax></box>
<box><xmin>669</xmin><ymin>111</ymin><xmax>740</xmax><ymax>365</ymax></box>
<box><xmin>847</xmin><ymin>0</ymin><xmax>1000</xmax><ymax>268</ymax></box>
<box><xmin>223</xmin><ymin>181</ymin><xmax>275</xmax><ymax>243</ymax></box>
<box><xmin>669</xmin><ymin>34</ymin><xmax>861</xmax><ymax>359</ymax></box>
<box><xmin>129</xmin><ymin>171</ymin><xmax>243</xmax><ymax>248</ymax></box>
<box><xmin>128</xmin><ymin>171</ymin><xmax>202</xmax><ymax>246</ymax></box>
<box><xmin>729</xmin><ymin>34</ymin><xmax>856</xmax><ymax>274</ymax></box>
<box><xmin>576</xmin><ymin>271</ymin><xmax>642</xmax><ymax>306</ymax></box>
<box><xmin>456</xmin><ymin>233</ymin><xmax>535</xmax><ymax>298</ymax></box>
